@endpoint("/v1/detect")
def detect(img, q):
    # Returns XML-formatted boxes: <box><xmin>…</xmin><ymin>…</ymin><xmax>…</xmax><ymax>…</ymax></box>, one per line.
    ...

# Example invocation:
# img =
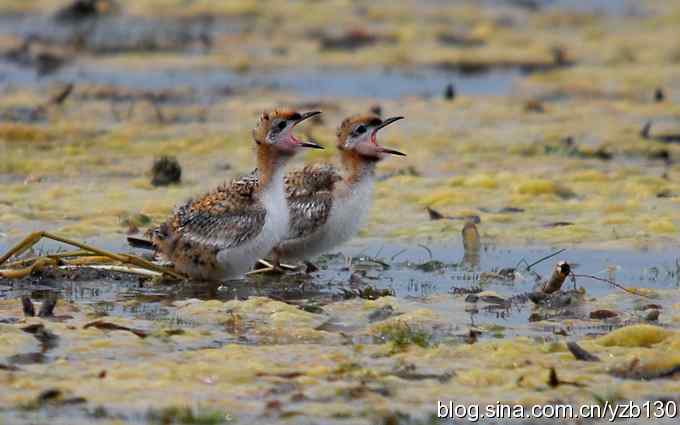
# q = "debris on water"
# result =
<box><xmin>150</xmin><ymin>156</ymin><xmax>182</xmax><ymax>186</ymax></box>
<box><xmin>611</xmin><ymin>361</ymin><xmax>680</xmax><ymax>381</ymax></box>
<box><xmin>21</xmin><ymin>323</ymin><xmax>59</xmax><ymax>352</ymax></box>
<box><xmin>589</xmin><ymin>309</ymin><xmax>619</xmax><ymax>320</ymax></box>
<box><xmin>542</xmin><ymin>137</ymin><xmax>612</xmax><ymax>161</ymax></box>
<box><xmin>426</xmin><ymin>206</ymin><xmax>445</xmax><ymax>220</ymax></box>
<box><xmin>437</xmin><ymin>32</ymin><xmax>485</xmax><ymax>47</ymax></box>
<box><xmin>550</xmin><ymin>46</ymin><xmax>572</xmax><ymax>67</ymax></box>
<box><xmin>54</xmin><ymin>0</ymin><xmax>119</xmax><ymax>23</ymax></box>
<box><xmin>529</xmin><ymin>287</ymin><xmax>584</xmax><ymax>308</ymax></box>
<box><xmin>654</xmin><ymin>87</ymin><xmax>665</xmax><ymax>102</ymax></box>
<box><xmin>566</xmin><ymin>342</ymin><xmax>600</xmax><ymax>362</ymax></box>
<box><xmin>26</xmin><ymin>388</ymin><xmax>87</xmax><ymax>409</ymax></box>
<box><xmin>413</xmin><ymin>260</ymin><xmax>447</xmax><ymax>272</ymax></box>
<box><xmin>444</xmin><ymin>83</ymin><xmax>456</xmax><ymax>101</ymax></box>
<box><xmin>641</xmin><ymin>121</ymin><xmax>680</xmax><ymax>144</ymax></box>
<box><xmin>645</xmin><ymin>309</ymin><xmax>660</xmax><ymax>321</ymax></box>
<box><xmin>476</xmin><ymin>291</ymin><xmax>508</xmax><ymax>306</ymax></box>
<box><xmin>450</xmin><ymin>286</ymin><xmax>483</xmax><ymax>295</ymax></box>
<box><xmin>3</xmin><ymin>38</ymin><xmax>70</xmax><ymax>76</ymax></box>
<box><xmin>392</xmin><ymin>363</ymin><xmax>454</xmax><ymax>383</ymax></box>
<box><xmin>462</xmin><ymin>221</ymin><xmax>480</xmax><ymax>267</ymax></box>
<box><xmin>22</xmin><ymin>296</ymin><xmax>36</xmax><ymax>317</ymax></box>
<box><xmin>83</xmin><ymin>320</ymin><xmax>148</xmax><ymax>338</ymax></box>
<box><xmin>547</xmin><ymin>367</ymin><xmax>583</xmax><ymax>388</ymax></box>
<box><xmin>368</xmin><ymin>305</ymin><xmax>395</xmax><ymax>322</ymax></box>
<box><xmin>0</xmin><ymin>363</ymin><xmax>20</xmax><ymax>371</ymax></box>
<box><xmin>524</xmin><ymin>99</ymin><xmax>545</xmax><ymax>113</ymax></box>
<box><xmin>377</xmin><ymin>321</ymin><xmax>431</xmax><ymax>351</ymax></box>
<box><xmin>465</xmin><ymin>294</ymin><xmax>479</xmax><ymax>303</ymax></box>
<box><xmin>465</xmin><ymin>329</ymin><xmax>482</xmax><ymax>344</ymax></box>
<box><xmin>340</xmin><ymin>286</ymin><xmax>394</xmax><ymax>300</ymax></box>
<box><xmin>47</xmin><ymin>83</ymin><xmax>75</xmax><ymax>106</ymax></box>
<box><xmin>38</xmin><ymin>294</ymin><xmax>58</xmax><ymax>318</ymax></box>
<box><xmin>543</xmin><ymin>221</ymin><xmax>574</xmax><ymax>228</ymax></box>
<box><xmin>319</xmin><ymin>29</ymin><xmax>392</xmax><ymax>51</ymax></box>
<box><xmin>425</xmin><ymin>207</ymin><xmax>481</xmax><ymax>224</ymax></box>
<box><xmin>571</xmin><ymin>272</ymin><xmax>654</xmax><ymax>299</ymax></box>
<box><xmin>548</xmin><ymin>368</ymin><xmax>560</xmax><ymax>387</ymax></box>
<box><xmin>538</xmin><ymin>261</ymin><xmax>571</xmax><ymax>294</ymax></box>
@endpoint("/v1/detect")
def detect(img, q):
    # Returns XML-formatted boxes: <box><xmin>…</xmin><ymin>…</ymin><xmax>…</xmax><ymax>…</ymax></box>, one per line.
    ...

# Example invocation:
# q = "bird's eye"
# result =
<box><xmin>356</xmin><ymin>125</ymin><xmax>366</xmax><ymax>134</ymax></box>
<box><xmin>277</xmin><ymin>121</ymin><xmax>287</xmax><ymax>131</ymax></box>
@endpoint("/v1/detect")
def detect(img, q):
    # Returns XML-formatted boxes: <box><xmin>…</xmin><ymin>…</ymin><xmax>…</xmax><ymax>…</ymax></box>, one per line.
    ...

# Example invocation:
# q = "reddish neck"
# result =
<box><xmin>340</xmin><ymin>149</ymin><xmax>377</xmax><ymax>186</ymax></box>
<box><xmin>256</xmin><ymin>144</ymin><xmax>289</xmax><ymax>190</ymax></box>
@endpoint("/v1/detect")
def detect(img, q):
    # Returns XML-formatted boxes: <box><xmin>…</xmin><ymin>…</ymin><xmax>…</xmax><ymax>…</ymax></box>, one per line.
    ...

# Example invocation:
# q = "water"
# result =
<box><xmin>0</xmin><ymin>60</ymin><xmax>518</xmax><ymax>99</ymax></box>
<box><xmin>2</xmin><ymin>240</ymin><xmax>678</xmax><ymax>336</ymax></box>
<box><xmin>490</xmin><ymin>0</ymin><xmax>645</xmax><ymax>15</ymax></box>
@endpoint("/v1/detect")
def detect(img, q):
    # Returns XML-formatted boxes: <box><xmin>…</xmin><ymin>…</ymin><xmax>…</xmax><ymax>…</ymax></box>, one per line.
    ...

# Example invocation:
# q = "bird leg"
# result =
<box><xmin>248</xmin><ymin>250</ymin><xmax>298</xmax><ymax>276</ymax></box>
<box><xmin>0</xmin><ymin>231</ymin><xmax>185</xmax><ymax>280</ymax></box>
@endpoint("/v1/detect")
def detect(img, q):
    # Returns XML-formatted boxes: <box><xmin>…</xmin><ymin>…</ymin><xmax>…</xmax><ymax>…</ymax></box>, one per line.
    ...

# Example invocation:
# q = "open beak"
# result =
<box><xmin>300</xmin><ymin>138</ymin><xmax>324</xmax><ymax>149</ymax></box>
<box><xmin>379</xmin><ymin>147</ymin><xmax>406</xmax><ymax>156</ymax></box>
<box><xmin>375</xmin><ymin>116</ymin><xmax>404</xmax><ymax>131</ymax></box>
<box><xmin>374</xmin><ymin>116</ymin><xmax>405</xmax><ymax>156</ymax></box>
<box><xmin>291</xmin><ymin>111</ymin><xmax>323</xmax><ymax>149</ymax></box>
<box><xmin>295</xmin><ymin>111</ymin><xmax>322</xmax><ymax>125</ymax></box>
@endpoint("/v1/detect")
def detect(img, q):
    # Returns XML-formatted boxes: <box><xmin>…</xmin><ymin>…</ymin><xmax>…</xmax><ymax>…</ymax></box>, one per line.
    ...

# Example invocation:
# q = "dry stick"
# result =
<box><xmin>0</xmin><ymin>231</ymin><xmax>184</xmax><ymax>280</ymax></box>
<box><xmin>526</xmin><ymin>248</ymin><xmax>566</xmax><ymax>270</ymax></box>
<box><xmin>390</xmin><ymin>248</ymin><xmax>408</xmax><ymax>262</ymax></box>
<box><xmin>417</xmin><ymin>244</ymin><xmax>433</xmax><ymax>260</ymax></box>
<box><xmin>571</xmin><ymin>273</ymin><xmax>653</xmax><ymax>299</ymax></box>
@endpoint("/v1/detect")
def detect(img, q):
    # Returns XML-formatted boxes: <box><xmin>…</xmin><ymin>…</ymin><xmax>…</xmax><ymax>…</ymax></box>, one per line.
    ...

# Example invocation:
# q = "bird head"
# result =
<box><xmin>253</xmin><ymin>109</ymin><xmax>323</xmax><ymax>155</ymax></box>
<box><xmin>336</xmin><ymin>114</ymin><xmax>405</xmax><ymax>161</ymax></box>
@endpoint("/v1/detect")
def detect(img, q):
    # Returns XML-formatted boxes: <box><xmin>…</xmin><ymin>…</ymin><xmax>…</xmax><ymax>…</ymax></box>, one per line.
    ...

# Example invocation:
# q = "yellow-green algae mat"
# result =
<box><xmin>2</xmin><ymin>296</ymin><xmax>680</xmax><ymax>424</ymax></box>
<box><xmin>2</xmin><ymin>0</ymin><xmax>680</xmax><ymax>423</ymax></box>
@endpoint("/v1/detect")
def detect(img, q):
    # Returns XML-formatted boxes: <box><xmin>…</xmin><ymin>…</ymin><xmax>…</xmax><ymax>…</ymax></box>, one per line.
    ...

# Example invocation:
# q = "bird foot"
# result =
<box><xmin>248</xmin><ymin>259</ymin><xmax>299</xmax><ymax>275</ymax></box>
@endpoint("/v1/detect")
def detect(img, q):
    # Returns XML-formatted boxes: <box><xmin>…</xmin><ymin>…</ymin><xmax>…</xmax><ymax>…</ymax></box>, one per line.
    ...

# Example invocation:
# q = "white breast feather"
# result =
<box><xmin>216</xmin><ymin>168</ymin><xmax>288</xmax><ymax>278</ymax></box>
<box><xmin>281</xmin><ymin>177</ymin><xmax>374</xmax><ymax>261</ymax></box>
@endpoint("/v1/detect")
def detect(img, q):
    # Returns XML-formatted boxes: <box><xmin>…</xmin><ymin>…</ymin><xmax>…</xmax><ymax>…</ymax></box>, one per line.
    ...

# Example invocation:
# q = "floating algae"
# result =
<box><xmin>2</xmin><ymin>0</ymin><xmax>680</xmax><ymax>423</ymax></box>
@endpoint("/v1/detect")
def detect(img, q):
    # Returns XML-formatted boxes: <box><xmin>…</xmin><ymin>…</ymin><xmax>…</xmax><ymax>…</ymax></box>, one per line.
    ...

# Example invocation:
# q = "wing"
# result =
<box><xmin>153</xmin><ymin>171</ymin><xmax>266</xmax><ymax>251</ymax></box>
<box><xmin>287</xmin><ymin>192</ymin><xmax>334</xmax><ymax>240</ymax></box>
<box><xmin>283</xmin><ymin>163</ymin><xmax>341</xmax><ymax>240</ymax></box>
<box><xmin>172</xmin><ymin>203</ymin><xmax>266</xmax><ymax>250</ymax></box>
<box><xmin>285</xmin><ymin>163</ymin><xmax>342</xmax><ymax>198</ymax></box>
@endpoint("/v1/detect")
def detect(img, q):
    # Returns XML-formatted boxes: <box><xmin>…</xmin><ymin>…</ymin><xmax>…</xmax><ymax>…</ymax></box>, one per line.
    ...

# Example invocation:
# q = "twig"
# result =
<box><xmin>390</xmin><ymin>248</ymin><xmax>408</xmax><ymax>262</ymax></box>
<box><xmin>525</xmin><ymin>248</ymin><xmax>566</xmax><ymax>270</ymax></box>
<box><xmin>374</xmin><ymin>245</ymin><xmax>384</xmax><ymax>259</ymax></box>
<box><xmin>417</xmin><ymin>244</ymin><xmax>433</xmax><ymax>260</ymax></box>
<box><xmin>571</xmin><ymin>273</ymin><xmax>653</xmax><ymax>298</ymax></box>
<box><xmin>22</xmin><ymin>296</ymin><xmax>35</xmax><ymax>317</ymax></box>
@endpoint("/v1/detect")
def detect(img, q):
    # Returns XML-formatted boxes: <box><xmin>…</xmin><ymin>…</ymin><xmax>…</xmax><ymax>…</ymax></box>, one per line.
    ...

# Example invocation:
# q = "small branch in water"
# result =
<box><xmin>566</xmin><ymin>341</ymin><xmax>600</xmax><ymax>362</ymax></box>
<box><xmin>22</xmin><ymin>296</ymin><xmax>35</xmax><ymax>317</ymax></box>
<box><xmin>390</xmin><ymin>248</ymin><xmax>408</xmax><ymax>262</ymax></box>
<box><xmin>520</xmin><ymin>248</ymin><xmax>567</xmax><ymax>271</ymax></box>
<box><xmin>417</xmin><ymin>244</ymin><xmax>433</xmax><ymax>260</ymax></box>
<box><xmin>38</xmin><ymin>295</ymin><xmax>57</xmax><ymax>318</ymax></box>
<box><xmin>541</xmin><ymin>261</ymin><xmax>571</xmax><ymax>294</ymax></box>
<box><xmin>571</xmin><ymin>273</ymin><xmax>653</xmax><ymax>298</ymax></box>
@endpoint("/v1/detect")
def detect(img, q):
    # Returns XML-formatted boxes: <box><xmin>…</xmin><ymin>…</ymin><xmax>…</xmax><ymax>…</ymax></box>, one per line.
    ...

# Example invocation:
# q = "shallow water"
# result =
<box><xmin>2</xmin><ymin>1</ymin><xmax>680</xmax><ymax>423</ymax></box>
<box><xmin>0</xmin><ymin>60</ymin><xmax>518</xmax><ymax>99</ymax></box>
<box><xmin>3</xmin><ymin>240</ymin><xmax>678</xmax><ymax>337</ymax></box>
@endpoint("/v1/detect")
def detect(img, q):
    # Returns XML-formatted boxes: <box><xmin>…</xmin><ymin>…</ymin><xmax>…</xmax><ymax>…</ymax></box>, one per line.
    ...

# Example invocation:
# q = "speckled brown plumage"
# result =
<box><xmin>149</xmin><ymin>171</ymin><xmax>266</xmax><ymax>279</ymax></box>
<box><xmin>272</xmin><ymin>113</ymin><xmax>404</xmax><ymax>265</ymax></box>
<box><xmin>144</xmin><ymin>108</ymin><xmax>324</xmax><ymax>279</ymax></box>
<box><xmin>284</xmin><ymin>164</ymin><xmax>342</xmax><ymax>239</ymax></box>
